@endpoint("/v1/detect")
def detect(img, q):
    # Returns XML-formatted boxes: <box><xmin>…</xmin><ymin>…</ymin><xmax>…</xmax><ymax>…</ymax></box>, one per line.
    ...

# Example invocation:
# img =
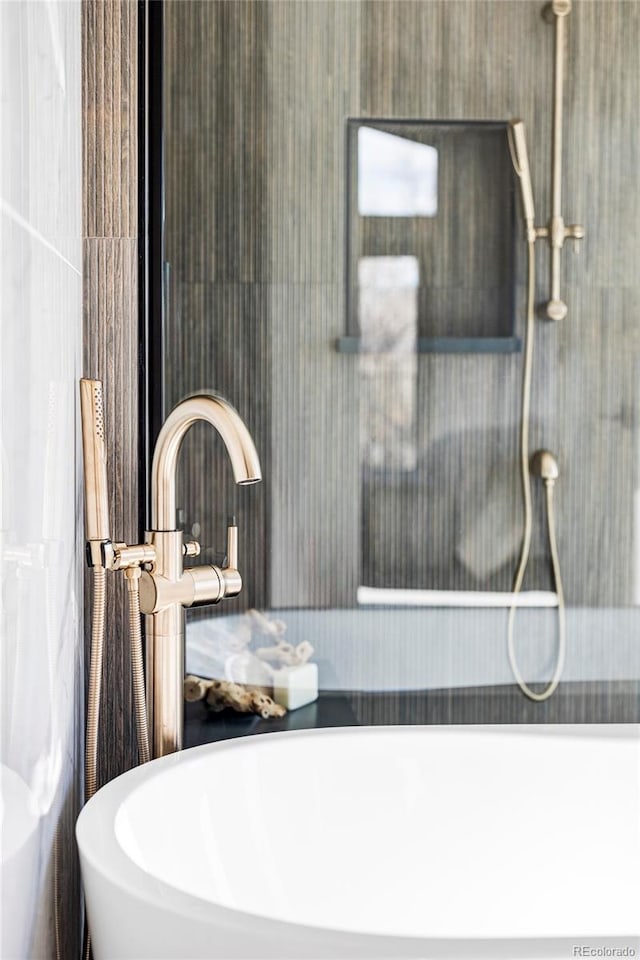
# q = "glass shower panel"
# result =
<box><xmin>163</xmin><ymin>0</ymin><xmax>640</xmax><ymax>726</ymax></box>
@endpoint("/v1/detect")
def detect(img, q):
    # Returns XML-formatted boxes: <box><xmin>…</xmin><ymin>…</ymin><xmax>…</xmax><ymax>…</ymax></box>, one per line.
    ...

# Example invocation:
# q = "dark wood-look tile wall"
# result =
<box><xmin>164</xmin><ymin>0</ymin><xmax>640</xmax><ymax>614</ymax></box>
<box><xmin>82</xmin><ymin>0</ymin><xmax>140</xmax><ymax>787</ymax></box>
<box><xmin>349</xmin><ymin>682</ymin><xmax>640</xmax><ymax>726</ymax></box>
<box><xmin>160</xmin><ymin>0</ymin><xmax>640</xmax><ymax>740</ymax></box>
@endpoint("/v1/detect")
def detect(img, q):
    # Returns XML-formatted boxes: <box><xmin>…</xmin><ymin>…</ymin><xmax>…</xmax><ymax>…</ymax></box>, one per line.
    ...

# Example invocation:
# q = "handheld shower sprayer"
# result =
<box><xmin>80</xmin><ymin>377</ymin><xmax>153</xmax><ymax>960</ymax></box>
<box><xmin>508</xmin><ymin>120</ymin><xmax>536</xmax><ymax>240</ymax></box>
<box><xmin>80</xmin><ymin>378</ymin><xmax>114</xmax><ymax>814</ymax></box>
<box><xmin>79</xmin><ymin>379</ymin><xmax>112</xmax><ymax>568</ymax></box>
<box><xmin>80</xmin><ymin>379</ymin><xmax>154</xmax><ymax>784</ymax></box>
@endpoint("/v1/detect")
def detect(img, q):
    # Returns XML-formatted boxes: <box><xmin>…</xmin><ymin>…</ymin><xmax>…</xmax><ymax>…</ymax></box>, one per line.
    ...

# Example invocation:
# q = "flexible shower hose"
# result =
<box><xmin>86</xmin><ymin>565</ymin><xmax>151</xmax><ymax>786</ymax></box>
<box><xmin>84</xmin><ymin>564</ymin><xmax>150</xmax><ymax>960</ymax></box>
<box><xmin>125</xmin><ymin>567</ymin><xmax>150</xmax><ymax>765</ymax></box>
<box><xmin>83</xmin><ymin>565</ymin><xmax>106</xmax><ymax>960</ymax></box>
<box><xmin>507</xmin><ymin>239</ymin><xmax>566</xmax><ymax>702</ymax></box>
<box><xmin>85</xmin><ymin>567</ymin><xmax>106</xmax><ymax>802</ymax></box>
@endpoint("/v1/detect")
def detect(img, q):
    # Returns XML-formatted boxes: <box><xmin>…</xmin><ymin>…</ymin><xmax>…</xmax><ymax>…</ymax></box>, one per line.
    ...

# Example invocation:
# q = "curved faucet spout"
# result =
<box><xmin>150</xmin><ymin>395</ymin><xmax>262</xmax><ymax>531</ymax></box>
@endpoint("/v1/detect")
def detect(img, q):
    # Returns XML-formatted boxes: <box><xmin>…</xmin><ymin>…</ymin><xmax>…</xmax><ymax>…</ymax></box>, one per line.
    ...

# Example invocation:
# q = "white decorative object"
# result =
<box><xmin>224</xmin><ymin>650</ymin><xmax>274</xmax><ymax>688</ymax></box>
<box><xmin>185</xmin><ymin>610</ymin><xmax>319</xmax><ymax>714</ymax></box>
<box><xmin>245</xmin><ymin>609</ymin><xmax>287</xmax><ymax>639</ymax></box>
<box><xmin>255</xmin><ymin>638</ymin><xmax>315</xmax><ymax>667</ymax></box>
<box><xmin>271</xmin><ymin>663</ymin><xmax>319</xmax><ymax>711</ymax></box>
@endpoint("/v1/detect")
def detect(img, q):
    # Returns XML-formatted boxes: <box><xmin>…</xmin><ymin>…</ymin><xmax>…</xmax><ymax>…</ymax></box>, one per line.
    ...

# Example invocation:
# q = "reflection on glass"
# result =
<box><xmin>358</xmin><ymin>126</ymin><xmax>438</xmax><ymax>217</ymax></box>
<box><xmin>358</xmin><ymin>256</ymin><xmax>418</xmax><ymax>471</ymax></box>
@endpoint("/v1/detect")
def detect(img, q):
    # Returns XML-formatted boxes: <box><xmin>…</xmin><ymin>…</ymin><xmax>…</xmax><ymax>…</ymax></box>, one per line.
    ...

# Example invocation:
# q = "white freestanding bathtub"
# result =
<box><xmin>76</xmin><ymin>726</ymin><xmax>640</xmax><ymax>959</ymax></box>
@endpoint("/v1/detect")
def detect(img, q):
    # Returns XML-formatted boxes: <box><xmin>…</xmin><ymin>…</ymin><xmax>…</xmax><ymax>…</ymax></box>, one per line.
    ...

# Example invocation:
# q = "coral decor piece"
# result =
<box><xmin>245</xmin><ymin>608</ymin><xmax>288</xmax><ymax>639</ymax></box>
<box><xmin>184</xmin><ymin>610</ymin><xmax>316</xmax><ymax>718</ymax></box>
<box><xmin>184</xmin><ymin>674</ymin><xmax>286</xmax><ymax>719</ymax></box>
<box><xmin>236</xmin><ymin>610</ymin><xmax>313</xmax><ymax>667</ymax></box>
<box><xmin>254</xmin><ymin>638</ymin><xmax>314</xmax><ymax>667</ymax></box>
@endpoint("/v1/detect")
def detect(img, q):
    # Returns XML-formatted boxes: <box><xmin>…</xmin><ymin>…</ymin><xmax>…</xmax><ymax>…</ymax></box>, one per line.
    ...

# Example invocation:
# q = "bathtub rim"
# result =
<box><xmin>75</xmin><ymin>724</ymin><xmax>640</xmax><ymax>956</ymax></box>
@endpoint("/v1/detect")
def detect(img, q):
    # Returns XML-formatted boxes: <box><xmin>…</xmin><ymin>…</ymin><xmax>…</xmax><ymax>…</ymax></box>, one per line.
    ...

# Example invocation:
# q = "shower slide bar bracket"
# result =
<box><xmin>536</xmin><ymin>0</ymin><xmax>585</xmax><ymax>321</ymax></box>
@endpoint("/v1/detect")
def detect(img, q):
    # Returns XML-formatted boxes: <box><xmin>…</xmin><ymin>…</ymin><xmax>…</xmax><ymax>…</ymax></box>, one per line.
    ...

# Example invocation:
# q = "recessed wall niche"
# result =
<box><xmin>339</xmin><ymin>120</ymin><xmax>520</xmax><ymax>355</ymax></box>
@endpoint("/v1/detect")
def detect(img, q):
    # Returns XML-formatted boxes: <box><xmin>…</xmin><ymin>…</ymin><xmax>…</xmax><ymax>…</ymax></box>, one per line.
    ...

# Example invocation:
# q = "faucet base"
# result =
<box><xmin>145</xmin><ymin>607</ymin><xmax>185</xmax><ymax>757</ymax></box>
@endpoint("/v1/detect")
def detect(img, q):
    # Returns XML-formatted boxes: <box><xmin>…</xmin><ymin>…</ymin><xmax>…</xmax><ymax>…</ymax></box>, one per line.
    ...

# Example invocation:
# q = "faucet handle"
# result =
<box><xmin>226</xmin><ymin>517</ymin><xmax>238</xmax><ymax>570</ymax></box>
<box><xmin>183</xmin><ymin>540</ymin><xmax>200</xmax><ymax>558</ymax></box>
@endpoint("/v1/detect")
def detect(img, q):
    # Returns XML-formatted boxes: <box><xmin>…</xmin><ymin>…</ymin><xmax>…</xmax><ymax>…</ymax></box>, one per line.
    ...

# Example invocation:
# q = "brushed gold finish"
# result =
<box><xmin>539</xmin><ymin>0</ymin><xmax>584</xmax><ymax>320</ymax></box>
<box><xmin>82</xmin><ymin>387</ymin><xmax>261</xmax><ymax>761</ymax></box>
<box><xmin>81</xmin><ymin>380</ymin><xmax>156</xmax><ymax>573</ymax></box>
<box><xmin>530</xmin><ymin>449</ymin><xmax>560</xmax><ymax>482</ymax></box>
<box><xmin>182</xmin><ymin>540</ymin><xmax>201</xmax><ymax>558</ymax></box>
<box><xmin>113</xmin><ymin>542</ymin><xmax>157</xmax><ymax>570</ymax></box>
<box><xmin>511</xmin><ymin>4</ymin><xmax>584</xmax><ymax>320</ymax></box>
<box><xmin>79</xmin><ymin>379</ymin><xmax>112</xmax><ymax>566</ymax></box>
<box><xmin>81</xmin><ymin>378</ymin><xmax>160</xmax><ymax>784</ymax></box>
<box><xmin>151</xmin><ymin>394</ymin><xmax>261</xmax><ymax>531</ymax></box>
<box><xmin>145</xmin><ymin>395</ymin><xmax>262</xmax><ymax>757</ymax></box>
<box><xmin>508</xmin><ymin>120</ymin><xmax>536</xmax><ymax>242</ymax></box>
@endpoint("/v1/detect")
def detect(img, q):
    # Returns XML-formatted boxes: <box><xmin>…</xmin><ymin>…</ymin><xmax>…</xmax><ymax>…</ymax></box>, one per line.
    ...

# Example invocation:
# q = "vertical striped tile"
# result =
<box><xmin>164</xmin><ymin>1</ymin><xmax>640</xmax><ymax>720</ymax></box>
<box><xmin>82</xmin><ymin>1</ymin><xmax>139</xmax><ymax>787</ymax></box>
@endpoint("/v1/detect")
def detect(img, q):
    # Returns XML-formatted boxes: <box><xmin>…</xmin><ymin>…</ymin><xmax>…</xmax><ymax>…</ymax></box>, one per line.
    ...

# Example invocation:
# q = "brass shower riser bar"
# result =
<box><xmin>538</xmin><ymin>0</ymin><xmax>584</xmax><ymax>321</ymax></box>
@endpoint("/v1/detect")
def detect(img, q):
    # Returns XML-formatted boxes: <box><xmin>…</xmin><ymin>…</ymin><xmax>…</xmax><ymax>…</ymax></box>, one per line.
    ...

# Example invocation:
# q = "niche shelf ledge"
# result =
<box><xmin>335</xmin><ymin>336</ymin><xmax>522</xmax><ymax>355</ymax></box>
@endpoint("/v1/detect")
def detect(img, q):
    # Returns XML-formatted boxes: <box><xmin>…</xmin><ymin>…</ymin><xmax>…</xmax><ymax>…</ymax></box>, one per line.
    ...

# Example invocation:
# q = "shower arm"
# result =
<box><xmin>535</xmin><ymin>0</ymin><xmax>584</xmax><ymax>321</ymax></box>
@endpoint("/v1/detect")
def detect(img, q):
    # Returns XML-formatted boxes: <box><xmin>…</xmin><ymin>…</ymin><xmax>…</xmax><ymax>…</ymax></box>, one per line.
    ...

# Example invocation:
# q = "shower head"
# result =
<box><xmin>80</xmin><ymin>378</ymin><xmax>111</xmax><ymax>558</ymax></box>
<box><xmin>508</xmin><ymin>120</ymin><xmax>536</xmax><ymax>232</ymax></box>
<box><xmin>530</xmin><ymin>449</ymin><xmax>559</xmax><ymax>483</ymax></box>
